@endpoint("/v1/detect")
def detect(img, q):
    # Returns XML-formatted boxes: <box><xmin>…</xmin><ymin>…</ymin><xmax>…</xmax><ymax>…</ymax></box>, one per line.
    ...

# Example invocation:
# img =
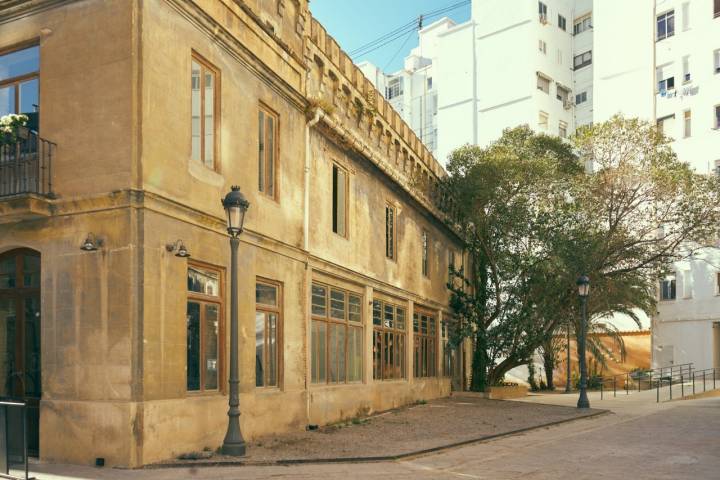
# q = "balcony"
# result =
<box><xmin>0</xmin><ymin>128</ymin><xmax>55</xmax><ymax>223</ymax></box>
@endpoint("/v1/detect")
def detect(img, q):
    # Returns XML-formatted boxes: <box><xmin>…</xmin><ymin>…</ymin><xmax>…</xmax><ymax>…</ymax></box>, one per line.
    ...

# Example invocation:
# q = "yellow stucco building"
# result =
<box><xmin>0</xmin><ymin>0</ymin><xmax>465</xmax><ymax>467</ymax></box>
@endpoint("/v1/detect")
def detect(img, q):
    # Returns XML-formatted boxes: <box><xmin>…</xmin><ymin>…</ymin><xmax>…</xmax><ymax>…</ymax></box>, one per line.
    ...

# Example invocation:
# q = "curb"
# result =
<box><xmin>147</xmin><ymin>409</ymin><xmax>610</xmax><ymax>469</ymax></box>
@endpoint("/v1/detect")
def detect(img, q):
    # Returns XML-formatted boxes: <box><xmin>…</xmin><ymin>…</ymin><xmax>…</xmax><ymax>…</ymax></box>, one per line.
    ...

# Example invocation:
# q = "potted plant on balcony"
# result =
<box><xmin>0</xmin><ymin>114</ymin><xmax>30</xmax><ymax>146</ymax></box>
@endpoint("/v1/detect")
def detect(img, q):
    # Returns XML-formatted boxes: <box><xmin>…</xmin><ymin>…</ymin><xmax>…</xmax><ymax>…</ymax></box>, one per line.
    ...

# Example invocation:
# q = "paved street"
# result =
<box><xmin>20</xmin><ymin>391</ymin><xmax>720</xmax><ymax>479</ymax></box>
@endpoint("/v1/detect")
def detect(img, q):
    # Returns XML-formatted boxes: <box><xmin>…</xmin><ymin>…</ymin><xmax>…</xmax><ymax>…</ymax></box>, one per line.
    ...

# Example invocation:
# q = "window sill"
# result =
<box><xmin>186</xmin><ymin>390</ymin><xmax>225</xmax><ymax>398</ymax></box>
<box><xmin>255</xmin><ymin>386</ymin><xmax>283</xmax><ymax>394</ymax></box>
<box><xmin>310</xmin><ymin>381</ymin><xmax>366</xmax><ymax>390</ymax></box>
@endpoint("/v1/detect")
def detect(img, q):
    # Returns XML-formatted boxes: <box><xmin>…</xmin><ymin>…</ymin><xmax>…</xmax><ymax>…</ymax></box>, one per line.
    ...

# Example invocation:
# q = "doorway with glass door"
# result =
<box><xmin>0</xmin><ymin>249</ymin><xmax>41</xmax><ymax>457</ymax></box>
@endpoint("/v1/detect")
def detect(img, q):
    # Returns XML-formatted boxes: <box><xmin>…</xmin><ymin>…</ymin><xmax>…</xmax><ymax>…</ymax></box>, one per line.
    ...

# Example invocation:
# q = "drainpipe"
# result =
<box><xmin>304</xmin><ymin>108</ymin><xmax>323</xmax><ymax>427</ymax></box>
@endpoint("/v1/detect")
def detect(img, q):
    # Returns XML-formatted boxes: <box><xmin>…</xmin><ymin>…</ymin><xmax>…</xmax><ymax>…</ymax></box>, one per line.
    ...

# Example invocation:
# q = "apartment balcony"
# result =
<box><xmin>0</xmin><ymin>128</ymin><xmax>56</xmax><ymax>223</ymax></box>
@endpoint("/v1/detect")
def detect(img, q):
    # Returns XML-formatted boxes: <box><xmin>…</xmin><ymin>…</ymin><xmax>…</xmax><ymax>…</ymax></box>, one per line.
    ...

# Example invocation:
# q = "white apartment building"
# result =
<box><xmin>360</xmin><ymin>0</ymin><xmax>720</xmax><ymax>370</ymax></box>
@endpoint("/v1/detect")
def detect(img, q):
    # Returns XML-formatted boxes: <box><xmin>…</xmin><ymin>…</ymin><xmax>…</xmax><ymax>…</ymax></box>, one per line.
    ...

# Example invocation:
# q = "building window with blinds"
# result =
<box><xmin>385</xmin><ymin>203</ymin><xmax>396</xmax><ymax>260</ymax></box>
<box><xmin>310</xmin><ymin>282</ymin><xmax>363</xmax><ymax>384</ymax></box>
<box><xmin>332</xmin><ymin>164</ymin><xmax>348</xmax><ymax>237</ymax></box>
<box><xmin>413</xmin><ymin>309</ymin><xmax>437</xmax><ymax>378</ymax></box>
<box><xmin>190</xmin><ymin>53</ymin><xmax>219</xmax><ymax>170</ymax></box>
<box><xmin>255</xmin><ymin>279</ymin><xmax>282</xmax><ymax>388</ymax></box>
<box><xmin>258</xmin><ymin>106</ymin><xmax>278</xmax><ymax>198</ymax></box>
<box><xmin>372</xmin><ymin>299</ymin><xmax>406</xmax><ymax>380</ymax></box>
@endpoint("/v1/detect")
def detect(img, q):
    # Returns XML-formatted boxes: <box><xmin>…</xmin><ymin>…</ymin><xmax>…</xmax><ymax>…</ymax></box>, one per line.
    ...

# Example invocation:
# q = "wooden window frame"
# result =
<box><xmin>332</xmin><ymin>163</ymin><xmax>349</xmax><ymax>238</ymax></box>
<box><xmin>186</xmin><ymin>261</ymin><xmax>225</xmax><ymax>394</ymax></box>
<box><xmin>372</xmin><ymin>299</ymin><xmax>407</xmax><ymax>381</ymax></box>
<box><xmin>255</xmin><ymin>278</ymin><xmax>283</xmax><ymax>388</ymax></box>
<box><xmin>421</xmin><ymin>229</ymin><xmax>429</xmax><ymax>277</ymax></box>
<box><xmin>413</xmin><ymin>308</ymin><xmax>437</xmax><ymax>378</ymax></box>
<box><xmin>258</xmin><ymin>104</ymin><xmax>279</xmax><ymax>199</ymax></box>
<box><xmin>385</xmin><ymin>203</ymin><xmax>397</xmax><ymax>260</ymax></box>
<box><xmin>0</xmin><ymin>43</ymin><xmax>40</xmax><ymax>120</ymax></box>
<box><xmin>190</xmin><ymin>51</ymin><xmax>220</xmax><ymax>171</ymax></box>
<box><xmin>310</xmin><ymin>281</ymin><xmax>363</xmax><ymax>385</ymax></box>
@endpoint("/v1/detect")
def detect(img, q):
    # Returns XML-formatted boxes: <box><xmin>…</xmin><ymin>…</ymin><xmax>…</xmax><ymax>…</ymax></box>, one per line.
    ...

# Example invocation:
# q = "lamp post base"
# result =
<box><xmin>577</xmin><ymin>389</ymin><xmax>590</xmax><ymax>409</ymax></box>
<box><xmin>221</xmin><ymin>442</ymin><xmax>246</xmax><ymax>456</ymax></box>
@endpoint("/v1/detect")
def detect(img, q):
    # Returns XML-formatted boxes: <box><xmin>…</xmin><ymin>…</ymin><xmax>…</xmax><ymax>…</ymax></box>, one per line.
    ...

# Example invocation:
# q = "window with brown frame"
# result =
<box><xmin>421</xmin><ymin>230</ymin><xmax>429</xmax><ymax>277</ymax></box>
<box><xmin>186</xmin><ymin>263</ymin><xmax>224</xmax><ymax>392</ymax></box>
<box><xmin>191</xmin><ymin>53</ymin><xmax>219</xmax><ymax>170</ymax></box>
<box><xmin>256</xmin><ymin>279</ymin><xmax>282</xmax><ymax>388</ymax></box>
<box><xmin>332</xmin><ymin>164</ymin><xmax>348</xmax><ymax>237</ymax></box>
<box><xmin>372</xmin><ymin>299</ymin><xmax>406</xmax><ymax>380</ymax></box>
<box><xmin>310</xmin><ymin>282</ymin><xmax>362</xmax><ymax>384</ymax></box>
<box><xmin>0</xmin><ymin>44</ymin><xmax>40</xmax><ymax>130</ymax></box>
<box><xmin>258</xmin><ymin>106</ymin><xmax>278</xmax><ymax>198</ymax></box>
<box><xmin>413</xmin><ymin>310</ymin><xmax>437</xmax><ymax>378</ymax></box>
<box><xmin>385</xmin><ymin>203</ymin><xmax>396</xmax><ymax>260</ymax></box>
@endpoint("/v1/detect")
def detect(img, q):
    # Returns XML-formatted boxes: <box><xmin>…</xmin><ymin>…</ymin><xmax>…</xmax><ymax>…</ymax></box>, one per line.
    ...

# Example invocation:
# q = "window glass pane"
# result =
<box><xmin>384</xmin><ymin>304</ymin><xmax>394</xmax><ymax>328</ymax></box>
<box><xmin>329</xmin><ymin>323</ymin><xmax>339</xmax><ymax>383</ymax></box>
<box><xmin>311</xmin><ymin>320</ymin><xmax>319</xmax><ymax>383</ymax></box>
<box><xmin>188</xmin><ymin>266</ymin><xmax>219</xmax><ymax>296</ymax></box>
<box><xmin>186</xmin><ymin>302</ymin><xmax>201</xmax><ymax>391</ymax></box>
<box><xmin>268</xmin><ymin>313</ymin><xmax>278</xmax><ymax>386</ymax></box>
<box><xmin>23</xmin><ymin>254</ymin><xmax>40</xmax><ymax>288</ymax></box>
<box><xmin>337</xmin><ymin>324</ymin><xmax>346</xmax><ymax>383</ymax></box>
<box><xmin>396</xmin><ymin>307</ymin><xmax>406</xmax><ymax>330</ymax></box>
<box><xmin>255</xmin><ymin>312</ymin><xmax>265</xmax><ymax>387</ymax></box>
<box><xmin>267</xmin><ymin>115</ymin><xmax>274</xmax><ymax>197</ymax></box>
<box><xmin>372</xmin><ymin>300</ymin><xmax>382</xmax><ymax>325</ymax></box>
<box><xmin>0</xmin><ymin>85</ymin><xmax>15</xmax><ymax>117</ymax></box>
<box><xmin>258</xmin><ymin>110</ymin><xmax>265</xmax><ymax>192</ymax></box>
<box><xmin>335</xmin><ymin>168</ymin><xmax>346</xmax><ymax>236</ymax></box>
<box><xmin>0</xmin><ymin>298</ymin><xmax>16</xmax><ymax>397</ymax></box>
<box><xmin>191</xmin><ymin>60</ymin><xmax>201</xmax><ymax>162</ymax></box>
<box><xmin>330</xmin><ymin>289</ymin><xmax>346</xmax><ymax>320</ymax></box>
<box><xmin>0</xmin><ymin>46</ymin><xmax>39</xmax><ymax>82</ymax></box>
<box><xmin>413</xmin><ymin>312</ymin><xmax>419</xmax><ymax>332</ymax></box>
<box><xmin>311</xmin><ymin>284</ymin><xmax>327</xmax><ymax>316</ymax></box>
<box><xmin>204</xmin><ymin>304</ymin><xmax>219</xmax><ymax>389</ymax></box>
<box><xmin>348</xmin><ymin>294</ymin><xmax>362</xmax><ymax>323</ymax></box>
<box><xmin>203</xmin><ymin>70</ymin><xmax>214</xmax><ymax>168</ymax></box>
<box><xmin>0</xmin><ymin>257</ymin><xmax>16</xmax><ymax>289</ymax></box>
<box><xmin>256</xmin><ymin>282</ymin><xmax>277</xmax><ymax>306</ymax></box>
<box><xmin>18</xmin><ymin>78</ymin><xmax>38</xmax><ymax>116</ymax></box>
<box><xmin>373</xmin><ymin>330</ymin><xmax>382</xmax><ymax>379</ymax></box>
<box><xmin>318</xmin><ymin>321</ymin><xmax>326</xmax><ymax>382</ymax></box>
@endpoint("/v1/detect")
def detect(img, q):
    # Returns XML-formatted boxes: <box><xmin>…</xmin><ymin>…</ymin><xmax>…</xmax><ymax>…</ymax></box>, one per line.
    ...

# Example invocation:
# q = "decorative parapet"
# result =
<box><xmin>305</xmin><ymin>17</ymin><xmax>446</xmax><ymax>208</ymax></box>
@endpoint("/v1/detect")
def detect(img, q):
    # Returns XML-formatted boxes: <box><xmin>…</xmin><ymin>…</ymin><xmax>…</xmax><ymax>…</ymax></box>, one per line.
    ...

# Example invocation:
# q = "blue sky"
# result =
<box><xmin>309</xmin><ymin>1</ymin><xmax>471</xmax><ymax>73</ymax></box>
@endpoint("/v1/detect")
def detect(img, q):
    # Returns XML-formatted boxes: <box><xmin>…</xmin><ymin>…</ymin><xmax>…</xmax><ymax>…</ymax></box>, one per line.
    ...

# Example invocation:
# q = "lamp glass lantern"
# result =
<box><xmin>221</xmin><ymin>186</ymin><xmax>250</xmax><ymax>237</ymax></box>
<box><xmin>576</xmin><ymin>275</ymin><xmax>590</xmax><ymax>297</ymax></box>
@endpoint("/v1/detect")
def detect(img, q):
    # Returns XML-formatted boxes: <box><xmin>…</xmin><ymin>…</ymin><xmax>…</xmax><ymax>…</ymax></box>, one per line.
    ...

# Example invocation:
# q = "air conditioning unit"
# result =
<box><xmin>539</xmin><ymin>15</ymin><xmax>548</xmax><ymax>24</ymax></box>
<box><xmin>563</xmin><ymin>101</ymin><xmax>573</xmax><ymax>110</ymax></box>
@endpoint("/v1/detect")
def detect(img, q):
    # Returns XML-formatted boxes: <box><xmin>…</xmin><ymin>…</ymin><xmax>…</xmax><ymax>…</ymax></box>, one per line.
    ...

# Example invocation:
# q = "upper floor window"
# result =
<box><xmin>0</xmin><ymin>45</ymin><xmax>40</xmax><ymax>130</ymax></box>
<box><xmin>682</xmin><ymin>2</ymin><xmax>690</xmax><ymax>31</ymax></box>
<box><xmin>682</xmin><ymin>56</ymin><xmax>691</xmax><ymax>83</ymax></box>
<box><xmin>258</xmin><ymin>106</ymin><xmax>278</xmax><ymax>198</ymax></box>
<box><xmin>310</xmin><ymin>283</ymin><xmax>363</xmax><ymax>384</ymax></box>
<box><xmin>386</xmin><ymin>78</ymin><xmax>403</xmax><ymax>99</ymax></box>
<box><xmin>575</xmin><ymin>91</ymin><xmax>588</xmax><ymax>105</ymax></box>
<box><xmin>191</xmin><ymin>54</ymin><xmax>219</xmax><ymax>170</ymax></box>
<box><xmin>385</xmin><ymin>203</ymin><xmax>396</xmax><ymax>260</ymax></box>
<box><xmin>573</xmin><ymin>15</ymin><xmax>592</xmax><ymax>35</ymax></box>
<box><xmin>558</xmin><ymin>14</ymin><xmax>567</xmax><ymax>31</ymax></box>
<box><xmin>332</xmin><ymin>163</ymin><xmax>348</xmax><ymax>237</ymax></box>
<box><xmin>660</xmin><ymin>273</ymin><xmax>676</xmax><ymax>300</ymax></box>
<box><xmin>556</xmin><ymin>85</ymin><xmax>570</xmax><ymax>104</ymax></box>
<box><xmin>538</xmin><ymin>1</ymin><xmax>548</xmax><ymax>22</ymax></box>
<box><xmin>714</xmin><ymin>105</ymin><xmax>720</xmax><ymax>129</ymax></box>
<box><xmin>421</xmin><ymin>230</ymin><xmax>429</xmax><ymax>277</ymax></box>
<box><xmin>536</xmin><ymin>73</ymin><xmax>550</xmax><ymax>93</ymax></box>
<box><xmin>538</xmin><ymin>111</ymin><xmax>549</xmax><ymax>130</ymax></box>
<box><xmin>559</xmin><ymin>120</ymin><xmax>568</xmax><ymax>139</ymax></box>
<box><xmin>187</xmin><ymin>263</ymin><xmax>224</xmax><ymax>392</ymax></box>
<box><xmin>657</xmin><ymin>10</ymin><xmax>675</xmax><ymax>41</ymax></box>
<box><xmin>538</xmin><ymin>39</ymin><xmax>547</xmax><ymax>54</ymax></box>
<box><xmin>372</xmin><ymin>299</ymin><xmax>407</xmax><ymax>380</ymax></box>
<box><xmin>573</xmin><ymin>50</ymin><xmax>592</xmax><ymax>70</ymax></box>
<box><xmin>714</xmin><ymin>0</ymin><xmax>719</xmax><ymax>18</ymax></box>
<box><xmin>683</xmin><ymin>110</ymin><xmax>691</xmax><ymax>138</ymax></box>
<box><xmin>656</xmin><ymin>65</ymin><xmax>675</xmax><ymax>92</ymax></box>
<box><xmin>256</xmin><ymin>279</ymin><xmax>282</xmax><ymax>388</ymax></box>
<box><xmin>714</xmin><ymin>49</ymin><xmax>720</xmax><ymax>74</ymax></box>
<box><xmin>448</xmin><ymin>249</ymin><xmax>456</xmax><ymax>283</ymax></box>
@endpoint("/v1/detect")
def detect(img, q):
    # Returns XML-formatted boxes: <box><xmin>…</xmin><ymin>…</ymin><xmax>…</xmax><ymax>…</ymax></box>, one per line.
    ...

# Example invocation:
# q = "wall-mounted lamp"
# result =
<box><xmin>80</xmin><ymin>233</ymin><xmax>103</xmax><ymax>251</ymax></box>
<box><xmin>166</xmin><ymin>239</ymin><xmax>191</xmax><ymax>258</ymax></box>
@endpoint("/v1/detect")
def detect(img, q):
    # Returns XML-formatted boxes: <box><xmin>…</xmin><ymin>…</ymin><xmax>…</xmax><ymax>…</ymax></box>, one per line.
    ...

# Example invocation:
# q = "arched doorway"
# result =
<box><xmin>0</xmin><ymin>249</ymin><xmax>41</xmax><ymax>456</ymax></box>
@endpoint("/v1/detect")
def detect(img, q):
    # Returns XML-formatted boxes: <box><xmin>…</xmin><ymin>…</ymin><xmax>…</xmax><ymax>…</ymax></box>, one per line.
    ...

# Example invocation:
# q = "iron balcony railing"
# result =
<box><xmin>0</xmin><ymin>128</ymin><xmax>55</xmax><ymax>198</ymax></box>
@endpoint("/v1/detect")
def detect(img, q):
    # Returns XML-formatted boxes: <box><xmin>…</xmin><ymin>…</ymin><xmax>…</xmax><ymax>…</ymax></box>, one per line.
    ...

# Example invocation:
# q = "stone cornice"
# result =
<box><xmin>0</xmin><ymin>0</ymin><xmax>77</xmax><ymax>24</ymax></box>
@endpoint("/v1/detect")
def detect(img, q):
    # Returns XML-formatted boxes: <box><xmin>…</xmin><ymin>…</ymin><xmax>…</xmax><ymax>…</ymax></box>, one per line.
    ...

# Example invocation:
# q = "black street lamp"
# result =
<box><xmin>221</xmin><ymin>186</ymin><xmax>250</xmax><ymax>456</ymax></box>
<box><xmin>576</xmin><ymin>275</ymin><xmax>590</xmax><ymax>409</ymax></box>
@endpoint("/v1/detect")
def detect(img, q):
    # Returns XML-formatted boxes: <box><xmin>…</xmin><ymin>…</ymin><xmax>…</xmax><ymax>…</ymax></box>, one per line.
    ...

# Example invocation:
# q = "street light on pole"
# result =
<box><xmin>221</xmin><ymin>185</ymin><xmax>250</xmax><ymax>456</ymax></box>
<box><xmin>576</xmin><ymin>275</ymin><xmax>590</xmax><ymax>409</ymax></box>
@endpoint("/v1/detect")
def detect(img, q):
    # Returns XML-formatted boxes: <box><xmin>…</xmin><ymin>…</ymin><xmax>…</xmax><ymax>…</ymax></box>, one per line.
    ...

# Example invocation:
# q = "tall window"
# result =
<box><xmin>372</xmin><ymin>299</ymin><xmax>406</xmax><ymax>380</ymax></box>
<box><xmin>448</xmin><ymin>249</ymin><xmax>456</xmax><ymax>283</ymax></box>
<box><xmin>258</xmin><ymin>107</ymin><xmax>278</xmax><ymax>198</ymax></box>
<box><xmin>256</xmin><ymin>279</ymin><xmax>281</xmax><ymax>388</ymax></box>
<box><xmin>714</xmin><ymin>105</ymin><xmax>720</xmax><ymax>129</ymax></box>
<box><xmin>559</xmin><ymin>121</ymin><xmax>568</xmax><ymax>139</ymax></box>
<box><xmin>332</xmin><ymin>164</ymin><xmax>348</xmax><ymax>237</ymax></box>
<box><xmin>191</xmin><ymin>54</ymin><xmax>218</xmax><ymax>169</ymax></box>
<box><xmin>413</xmin><ymin>310</ymin><xmax>437</xmax><ymax>378</ymax></box>
<box><xmin>421</xmin><ymin>230</ymin><xmax>429</xmax><ymax>277</ymax></box>
<box><xmin>0</xmin><ymin>45</ymin><xmax>40</xmax><ymax>130</ymax></box>
<box><xmin>187</xmin><ymin>264</ymin><xmax>223</xmax><ymax>392</ymax></box>
<box><xmin>538</xmin><ymin>39</ymin><xmax>547</xmax><ymax>54</ymax></box>
<box><xmin>386</xmin><ymin>78</ymin><xmax>403</xmax><ymax>99</ymax></box>
<box><xmin>538</xmin><ymin>1</ymin><xmax>548</xmax><ymax>22</ymax></box>
<box><xmin>714</xmin><ymin>49</ymin><xmax>720</xmax><ymax>74</ymax></box>
<box><xmin>442</xmin><ymin>319</ymin><xmax>454</xmax><ymax>377</ymax></box>
<box><xmin>538</xmin><ymin>111</ymin><xmax>549</xmax><ymax>130</ymax></box>
<box><xmin>573</xmin><ymin>15</ymin><xmax>592</xmax><ymax>35</ymax></box>
<box><xmin>657</xmin><ymin>10</ymin><xmax>675</xmax><ymax>41</ymax></box>
<box><xmin>537</xmin><ymin>73</ymin><xmax>550</xmax><ymax>93</ymax></box>
<box><xmin>682</xmin><ymin>2</ymin><xmax>690</xmax><ymax>31</ymax></box>
<box><xmin>660</xmin><ymin>273</ymin><xmax>676</xmax><ymax>300</ymax></box>
<box><xmin>657</xmin><ymin>114</ymin><xmax>675</xmax><ymax>137</ymax></box>
<box><xmin>385</xmin><ymin>203</ymin><xmax>396</xmax><ymax>260</ymax></box>
<box><xmin>715</xmin><ymin>0</ymin><xmax>720</xmax><ymax>18</ymax></box>
<box><xmin>573</xmin><ymin>50</ymin><xmax>592</xmax><ymax>70</ymax></box>
<box><xmin>558</xmin><ymin>14</ymin><xmax>567</xmax><ymax>31</ymax></box>
<box><xmin>682</xmin><ymin>56</ymin><xmax>691</xmax><ymax>83</ymax></box>
<box><xmin>683</xmin><ymin>110</ymin><xmax>691</xmax><ymax>138</ymax></box>
<box><xmin>310</xmin><ymin>283</ymin><xmax>363</xmax><ymax>384</ymax></box>
<box><xmin>556</xmin><ymin>85</ymin><xmax>570</xmax><ymax>104</ymax></box>
<box><xmin>575</xmin><ymin>91</ymin><xmax>588</xmax><ymax>105</ymax></box>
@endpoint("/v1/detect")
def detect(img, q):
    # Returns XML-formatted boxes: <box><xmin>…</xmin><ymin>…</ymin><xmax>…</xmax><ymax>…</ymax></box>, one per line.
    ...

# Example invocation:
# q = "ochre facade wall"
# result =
<box><xmin>0</xmin><ymin>0</ymin><xmax>463</xmax><ymax>468</ymax></box>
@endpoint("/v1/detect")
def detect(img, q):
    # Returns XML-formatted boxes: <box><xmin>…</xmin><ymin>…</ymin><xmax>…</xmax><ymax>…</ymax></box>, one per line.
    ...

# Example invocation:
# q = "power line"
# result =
<box><xmin>349</xmin><ymin>0</ymin><xmax>471</xmax><ymax>59</ymax></box>
<box><xmin>382</xmin><ymin>29</ymin><xmax>417</xmax><ymax>72</ymax></box>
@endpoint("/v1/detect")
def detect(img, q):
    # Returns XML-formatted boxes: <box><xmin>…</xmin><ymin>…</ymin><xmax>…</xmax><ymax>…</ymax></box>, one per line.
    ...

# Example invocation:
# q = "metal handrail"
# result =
<box><xmin>598</xmin><ymin>363</ymin><xmax>694</xmax><ymax>400</ymax></box>
<box><xmin>0</xmin><ymin>399</ymin><xmax>35</xmax><ymax>480</ymax></box>
<box><xmin>0</xmin><ymin>128</ymin><xmax>55</xmax><ymax>198</ymax></box>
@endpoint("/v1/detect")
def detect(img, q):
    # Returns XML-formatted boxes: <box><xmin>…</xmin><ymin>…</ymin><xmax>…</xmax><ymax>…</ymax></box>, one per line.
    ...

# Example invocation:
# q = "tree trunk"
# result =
<box><xmin>470</xmin><ymin>329</ymin><xmax>488</xmax><ymax>391</ymax></box>
<box><xmin>543</xmin><ymin>347</ymin><xmax>555</xmax><ymax>390</ymax></box>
